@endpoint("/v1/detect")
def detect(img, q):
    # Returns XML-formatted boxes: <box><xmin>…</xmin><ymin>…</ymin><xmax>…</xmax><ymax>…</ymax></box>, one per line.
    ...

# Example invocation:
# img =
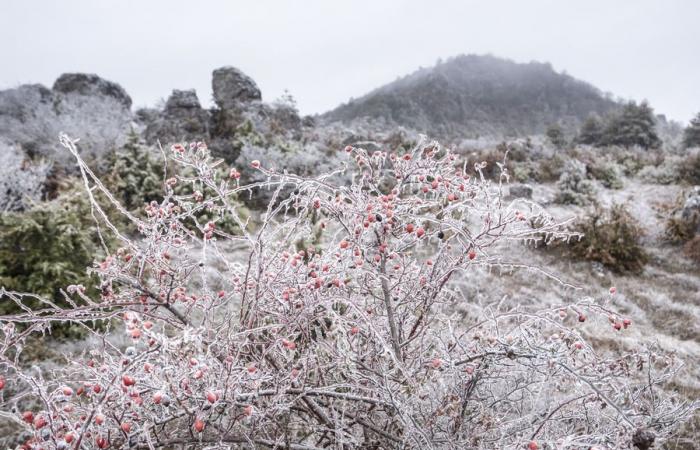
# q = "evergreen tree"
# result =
<box><xmin>546</xmin><ymin>123</ymin><xmax>567</xmax><ymax>149</ymax></box>
<box><xmin>104</xmin><ymin>132</ymin><xmax>164</xmax><ymax>211</ymax></box>
<box><xmin>577</xmin><ymin>115</ymin><xmax>605</xmax><ymax>146</ymax></box>
<box><xmin>602</xmin><ymin>101</ymin><xmax>661</xmax><ymax>149</ymax></box>
<box><xmin>682</xmin><ymin>112</ymin><xmax>700</xmax><ymax>148</ymax></box>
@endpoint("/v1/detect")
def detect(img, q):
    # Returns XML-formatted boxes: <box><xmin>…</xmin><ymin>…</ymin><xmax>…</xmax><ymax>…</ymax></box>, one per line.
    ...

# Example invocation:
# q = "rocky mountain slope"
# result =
<box><xmin>322</xmin><ymin>54</ymin><xmax>620</xmax><ymax>139</ymax></box>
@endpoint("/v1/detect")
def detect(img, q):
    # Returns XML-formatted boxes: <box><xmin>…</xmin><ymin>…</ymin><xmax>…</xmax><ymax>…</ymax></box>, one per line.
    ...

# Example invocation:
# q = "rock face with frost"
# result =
<box><xmin>212</xmin><ymin>66</ymin><xmax>262</xmax><ymax>109</ymax></box>
<box><xmin>53</xmin><ymin>73</ymin><xmax>132</xmax><ymax>109</ymax></box>
<box><xmin>144</xmin><ymin>90</ymin><xmax>210</xmax><ymax>144</ymax></box>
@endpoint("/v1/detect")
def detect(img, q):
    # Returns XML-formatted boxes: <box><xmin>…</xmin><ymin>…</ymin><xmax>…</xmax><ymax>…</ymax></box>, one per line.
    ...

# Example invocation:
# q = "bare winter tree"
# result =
<box><xmin>0</xmin><ymin>135</ymin><xmax>696</xmax><ymax>449</ymax></box>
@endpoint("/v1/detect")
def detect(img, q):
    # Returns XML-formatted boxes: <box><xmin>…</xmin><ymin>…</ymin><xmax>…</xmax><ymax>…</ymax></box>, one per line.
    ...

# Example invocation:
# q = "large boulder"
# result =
<box><xmin>212</xmin><ymin>67</ymin><xmax>261</xmax><ymax>109</ymax></box>
<box><xmin>144</xmin><ymin>89</ymin><xmax>210</xmax><ymax>144</ymax></box>
<box><xmin>53</xmin><ymin>73</ymin><xmax>132</xmax><ymax>109</ymax></box>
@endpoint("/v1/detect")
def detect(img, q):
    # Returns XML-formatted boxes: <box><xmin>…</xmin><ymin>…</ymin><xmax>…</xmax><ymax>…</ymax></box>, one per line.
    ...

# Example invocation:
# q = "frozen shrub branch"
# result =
<box><xmin>0</xmin><ymin>135</ymin><xmax>696</xmax><ymax>449</ymax></box>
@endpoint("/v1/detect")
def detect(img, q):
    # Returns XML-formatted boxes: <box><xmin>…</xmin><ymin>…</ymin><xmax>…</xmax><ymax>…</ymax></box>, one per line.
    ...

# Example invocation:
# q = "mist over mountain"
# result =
<box><xmin>322</xmin><ymin>54</ymin><xmax>620</xmax><ymax>139</ymax></box>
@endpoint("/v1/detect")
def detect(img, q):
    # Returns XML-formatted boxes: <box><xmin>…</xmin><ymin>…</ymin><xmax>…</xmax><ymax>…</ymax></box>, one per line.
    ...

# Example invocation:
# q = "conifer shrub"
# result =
<box><xmin>568</xmin><ymin>204</ymin><xmax>649</xmax><ymax>274</ymax></box>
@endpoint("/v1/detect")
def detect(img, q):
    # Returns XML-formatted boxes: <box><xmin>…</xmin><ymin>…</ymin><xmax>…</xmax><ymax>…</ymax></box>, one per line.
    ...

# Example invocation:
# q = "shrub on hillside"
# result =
<box><xmin>554</xmin><ymin>159</ymin><xmax>596</xmax><ymax>205</ymax></box>
<box><xmin>0</xmin><ymin>194</ymin><xmax>101</xmax><ymax>319</ymax></box>
<box><xmin>568</xmin><ymin>204</ymin><xmax>649</xmax><ymax>274</ymax></box>
<box><xmin>588</xmin><ymin>160</ymin><xmax>624</xmax><ymax>189</ymax></box>
<box><xmin>678</xmin><ymin>150</ymin><xmax>700</xmax><ymax>185</ymax></box>
<box><xmin>0</xmin><ymin>135</ymin><xmax>694</xmax><ymax>449</ymax></box>
<box><xmin>0</xmin><ymin>142</ymin><xmax>51</xmax><ymax>213</ymax></box>
<box><xmin>682</xmin><ymin>112</ymin><xmax>700</xmax><ymax>149</ymax></box>
<box><xmin>683</xmin><ymin>235</ymin><xmax>700</xmax><ymax>264</ymax></box>
<box><xmin>102</xmin><ymin>134</ymin><xmax>164</xmax><ymax>212</ymax></box>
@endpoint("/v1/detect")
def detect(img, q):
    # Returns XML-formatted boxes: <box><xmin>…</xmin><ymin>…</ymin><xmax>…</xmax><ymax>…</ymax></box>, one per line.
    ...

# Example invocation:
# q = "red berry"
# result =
<box><xmin>416</xmin><ymin>227</ymin><xmax>425</xmax><ymax>238</ymax></box>
<box><xmin>528</xmin><ymin>441</ymin><xmax>538</xmax><ymax>450</ymax></box>
<box><xmin>340</xmin><ymin>240</ymin><xmax>349</xmax><ymax>249</ymax></box>
<box><xmin>613</xmin><ymin>322</ymin><xmax>622</xmax><ymax>331</ymax></box>
<box><xmin>431</xmin><ymin>358</ymin><xmax>442</xmax><ymax>369</ymax></box>
<box><xmin>96</xmin><ymin>436</ymin><xmax>109</xmax><ymax>449</ymax></box>
<box><xmin>194</xmin><ymin>418</ymin><xmax>205</xmax><ymax>432</ymax></box>
<box><xmin>244</xmin><ymin>405</ymin><xmax>253</xmax><ymax>416</ymax></box>
<box><xmin>95</xmin><ymin>414</ymin><xmax>105</xmax><ymax>425</ymax></box>
<box><xmin>122</xmin><ymin>375</ymin><xmax>136</xmax><ymax>387</ymax></box>
<box><xmin>21</xmin><ymin>411</ymin><xmax>33</xmax><ymax>423</ymax></box>
<box><xmin>350</xmin><ymin>326</ymin><xmax>359</xmax><ymax>335</ymax></box>
<box><xmin>33</xmin><ymin>415</ymin><xmax>47</xmax><ymax>429</ymax></box>
<box><xmin>623</xmin><ymin>318</ymin><xmax>632</xmax><ymax>329</ymax></box>
<box><xmin>578</xmin><ymin>314</ymin><xmax>586</xmax><ymax>323</ymax></box>
<box><xmin>62</xmin><ymin>386</ymin><xmax>73</xmax><ymax>396</ymax></box>
<box><xmin>0</xmin><ymin>376</ymin><xmax>5</xmax><ymax>390</ymax></box>
<box><xmin>121</xmin><ymin>422</ymin><xmax>131</xmax><ymax>433</ymax></box>
<box><xmin>250</xmin><ymin>160</ymin><xmax>261</xmax><ymax>169</ymax></box>
<box><xmin>406</xmin><ymin>223</ymin><xmax>415</xmax><ymax>233</ymax></box>
<box><xmin>206</xmin><ymin>391</ymin><xmax>217</xmax><ymax>404</ymax></box>
<box><xmin>468</xmin><ymin>250</ymin><xmax>476</xmax><ymax>260</ymax></box>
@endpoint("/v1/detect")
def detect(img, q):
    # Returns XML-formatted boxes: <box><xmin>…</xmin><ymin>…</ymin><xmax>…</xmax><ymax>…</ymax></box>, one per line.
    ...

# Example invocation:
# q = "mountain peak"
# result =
<box><xmin>322</xmin><ymin>54</ymin><xmax>618</xmax><ymax>139</ymax></box>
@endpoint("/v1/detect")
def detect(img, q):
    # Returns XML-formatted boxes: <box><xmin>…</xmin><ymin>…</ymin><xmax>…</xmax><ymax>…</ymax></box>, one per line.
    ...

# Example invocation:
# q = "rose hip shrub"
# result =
<box><xmin>0</xmin><ymin>135</ymin><xmax>696</xmax><ymax>449</ymax></box>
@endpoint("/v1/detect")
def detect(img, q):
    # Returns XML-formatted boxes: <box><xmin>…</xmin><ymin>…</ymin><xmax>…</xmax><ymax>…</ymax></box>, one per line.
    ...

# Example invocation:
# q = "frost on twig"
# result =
<box><xmin>0</xmin><ymin>136</ymin><xmax>696</xmax><ymax>449</ymax></box>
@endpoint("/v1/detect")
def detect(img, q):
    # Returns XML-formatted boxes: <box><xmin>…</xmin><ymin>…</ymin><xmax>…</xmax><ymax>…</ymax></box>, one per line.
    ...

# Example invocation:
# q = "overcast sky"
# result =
<box><xmin>1</xmin><ymin>0</ymin><xmax>698</xmax><ymax>123</ymax></box>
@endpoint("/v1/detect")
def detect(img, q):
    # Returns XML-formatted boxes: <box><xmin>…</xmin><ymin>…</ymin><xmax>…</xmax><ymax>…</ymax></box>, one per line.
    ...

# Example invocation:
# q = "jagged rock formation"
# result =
<box><xmin>144</xmin><ymin>89</ymin><xmax>209</xmax><ymax>144</ymax></box>
<box><xmin>322</xmin><ymin>54</ymin><xmax>620</xmax><ymax>140</ymax></box>
<box><xmin>212</xmin><ymin>66</ymin><xmax>262</xmax><ymax>109</ymax></box>
<box><xmin>53</xmin><ymin>73</ymin><xmax>132</xmax><ymax>109</ymax></box>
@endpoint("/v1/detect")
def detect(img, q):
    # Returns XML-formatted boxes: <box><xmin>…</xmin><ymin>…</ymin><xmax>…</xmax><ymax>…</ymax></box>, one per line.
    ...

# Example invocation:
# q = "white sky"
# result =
<box><xmin>1</xmin><ymin>0</ymin><xmax>698</xmax><ymax>123</ymax></box>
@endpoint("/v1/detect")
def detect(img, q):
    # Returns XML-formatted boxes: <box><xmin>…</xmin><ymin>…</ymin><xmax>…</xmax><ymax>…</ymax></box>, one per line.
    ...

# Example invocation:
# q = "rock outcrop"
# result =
<box><xmin>53</xmin><ymin>73</ymin><xmax>132</xmax><ymax>109</ymax></box>
<box><xmin>212</xmin><ymin>66</ymin><xmax>262</xmax><ymax>109</ymax></box>
<box><xmin>144</xmin><ymin>90</ymin><xmax>209</xmax><ymax>144</ymax></box>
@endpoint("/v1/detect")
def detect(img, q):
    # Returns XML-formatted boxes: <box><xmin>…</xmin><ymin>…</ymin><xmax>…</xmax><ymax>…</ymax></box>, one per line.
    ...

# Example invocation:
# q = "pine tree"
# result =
<box><xmin>577</xmin><ymin>115</ymin><xmax>605</xmax><ymax>146</ymax></box>
<box><xmin>546</xmin><ymin>124</ymin><xmax>567</xmax><ymax>149</ymax></box>
<box><xmin>104</xmin><ymin>132</ymin><xmax>164</xmax><ymax>211</ymax></box>
<box><xmin>682</xmin><ymin>112</ymin><xmax>700</xmax><ymax>148</ymax></box>
<box><xmin>602</xmin><ymin>101</ymin><xmax>661</xmax><ymax>149</ymax></box>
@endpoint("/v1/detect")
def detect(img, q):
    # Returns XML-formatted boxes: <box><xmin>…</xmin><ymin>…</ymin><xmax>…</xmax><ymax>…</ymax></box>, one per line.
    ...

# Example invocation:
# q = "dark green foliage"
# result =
<box><xmin>568</xmin><ymin>204</ymin><xmax>649</xmax><ymax>274</ymax></box>
<box><xmin>577</xmin><ymin>115</ymin><xmax>605</xmax><ymax>145</ymax></box>
<box><xmin>0</xmin><ymin>196</ymin><xmax>99</xmax><ymax>316</ymax></box>
<box><xmin>603</xmin><ymin>101</ymin><xmax>660</xmax><ymax>149</ymax></box>
<box><xmin>683</xmin><ymin>112</ymin><xmax>700</xmax><ymax>149</ymax></box>
<box><xmin>576</xmin><ymin>101</ymin><xmax>661</xmax><ymax>149</ymax></box>
<box><xmin>103</xmin><ymin>133</ymin><xmax>164</xmax><ymax>211</ymax></box>
<box><xmin>546</xmin><ymin>124</ymin><xmax>567</xmax><ymax>149</ymax></box>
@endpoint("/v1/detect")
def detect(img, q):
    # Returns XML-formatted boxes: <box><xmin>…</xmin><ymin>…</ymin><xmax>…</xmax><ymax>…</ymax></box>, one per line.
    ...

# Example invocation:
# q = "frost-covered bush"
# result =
<box><xmin>637</xmin><ymin>156</ymin><xmax>682</xmax><ymax>185</ymax></box>
<box><xmin>235</xmin><ymin>141</ymin><xmax>348</xmax><ymax>207</ymax></box>
<box><xmin>0</xmin><ymin>135</ymin><xmax>695</xmax><ymax>449</ymax></box>
<box><xmin>0</xmin><ymin>142</ymin><xmax>51</xmax><ymax>213</ymax></box>
<box><xmin>678</xmin><ymin>149</ymin><xmax>700</xmax><ymax>185</ymax></box>
<box><xmin>0</xmin><ymin>88</ymin><xmax>130</xmax><ymax>167</ymax></box>
<box><xmin>568</xmin><ymin>204</ymin><xmax>649</xmax><ymax>274</ymax></box>
<box><xmin>554</xmin><ymin>159</ymin><xmax>596</xmax><ymax>205</ymax></box>
<box><xmin>588</xmin><ymin>160</ymin><xmax>624</xmax><ymax>189</ymax></box>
